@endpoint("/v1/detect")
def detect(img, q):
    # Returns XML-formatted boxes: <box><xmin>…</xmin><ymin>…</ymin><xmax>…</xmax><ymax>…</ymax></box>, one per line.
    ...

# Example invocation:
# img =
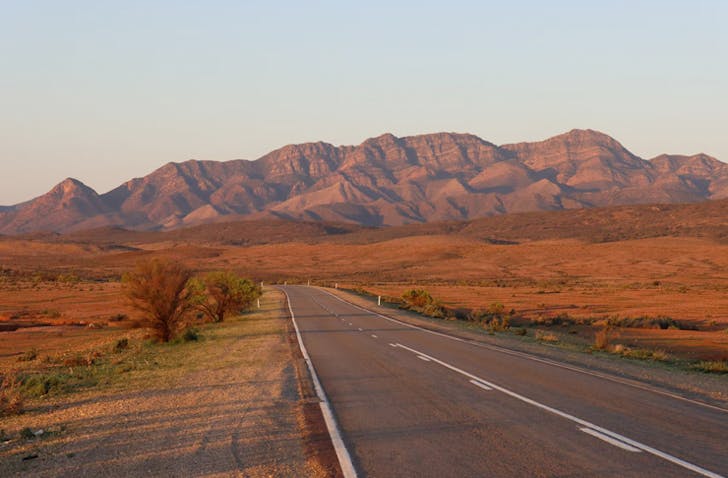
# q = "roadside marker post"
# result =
<box><xmin>378</xmin><ymin>296</ymin><xmax>381</xmax><ymax>306</ymax></box>
<box><xmin>257</xmin><ymin>298</ymin><xmax>260</xmax><ymax>309</ymax></box>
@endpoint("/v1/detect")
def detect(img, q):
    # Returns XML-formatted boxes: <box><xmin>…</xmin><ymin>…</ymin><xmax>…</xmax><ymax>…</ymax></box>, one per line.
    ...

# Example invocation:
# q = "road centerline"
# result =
<box><xmin>393</xmin><ymin>342</ymin><xmax>724</xmax><ymax>478</ymax></box>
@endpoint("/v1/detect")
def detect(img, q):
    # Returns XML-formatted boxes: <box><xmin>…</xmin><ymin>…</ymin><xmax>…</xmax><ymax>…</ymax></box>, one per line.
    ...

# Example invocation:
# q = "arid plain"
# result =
<box><xmin>2</xmin><ymin>198</ymin><xmax>727</xmax><ymax>366</ymax></box>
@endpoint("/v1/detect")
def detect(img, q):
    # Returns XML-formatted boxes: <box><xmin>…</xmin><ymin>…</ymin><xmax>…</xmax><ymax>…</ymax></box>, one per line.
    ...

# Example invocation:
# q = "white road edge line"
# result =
<box><xmin>317</xmin><ymin>287</ymin><xmax>727</xmax><ymax>414</ymax></box>
<box><xmin>469</xmin><ymin>379</ymin><xmax>493</xmax><ymax>391</ymax></box>
<box><xmin>282</xmin><ymin>289</ymin><xmax>358</xmax><ymax>478</ymax></box>
<box><xmin>579</xmin><ymin>427</ymin><xmax>641</xmax><ymax>453</ymax></box>
<box><xmin>417</xmin><ymin>355</ymin><xmax>431</xmax><ymax>362</ymax></box>
<box><xmin>394</xmin><ymin>342</ymin><xmax>724</xmax><ymax>478</ymax></box>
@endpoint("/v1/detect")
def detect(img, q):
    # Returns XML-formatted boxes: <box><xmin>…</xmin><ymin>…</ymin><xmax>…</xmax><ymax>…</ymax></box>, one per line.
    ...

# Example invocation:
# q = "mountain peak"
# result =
<box><xmin>49</xmin><ymin>178</ymin><xmax>98</xmax><ymax>199</ymax></box>
<box><xmin>1</xmin><ymin>130</ymin><xmax>725</xmax><ymax>234</ymax></box>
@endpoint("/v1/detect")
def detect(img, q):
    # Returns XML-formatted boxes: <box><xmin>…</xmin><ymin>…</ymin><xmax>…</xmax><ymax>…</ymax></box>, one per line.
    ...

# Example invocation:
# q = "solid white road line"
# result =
<box><xmin>318</xmin><ymin>287</ymin><xmax>727</xmax><ymax>414</ymax></box>
<box><xmin>580</xmin><ymin>427</ymin><xmax>641</xmax><ymax>453</ymax></box>
<box><xmin>389</xmin><ymin>343</ymin><xmax>398</xmax><ymax>347</ymax></box>
<box><xmin>469</xmin><ymin>379</ymin><xmax>493</xmax><ymax>391</ymax></box>
<box><xmin>282</xmin><ymin>290</ymin><xmax>358</xmax><ymax>478</ymax></box>
<box><xmin>393</xmin><ymin>343</ymin><xmax>724</xmax><ymax>478</ymax></box>
<box><xmin>417</xmin><ymin>355</ymin><xmax>431</xmax><ymax>362</ymax></box>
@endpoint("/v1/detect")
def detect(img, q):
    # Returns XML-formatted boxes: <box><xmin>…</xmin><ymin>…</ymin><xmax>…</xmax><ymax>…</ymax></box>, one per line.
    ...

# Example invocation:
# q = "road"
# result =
<box><xmin>281</xmin><ymin>285</ymin><xmax>727</xmax><ymax>478</ymax></box>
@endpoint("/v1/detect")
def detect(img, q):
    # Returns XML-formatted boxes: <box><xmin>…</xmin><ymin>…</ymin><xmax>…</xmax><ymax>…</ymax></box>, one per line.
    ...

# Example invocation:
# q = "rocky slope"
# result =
<box><xmin>1</xmin><ymin>129</ymin><xmax>726</xmax><ymax>234</ymax></box>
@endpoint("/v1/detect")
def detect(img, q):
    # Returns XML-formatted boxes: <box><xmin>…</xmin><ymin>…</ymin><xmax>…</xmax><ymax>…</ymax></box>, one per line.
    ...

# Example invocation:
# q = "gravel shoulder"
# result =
<box><xmin>0</xmin><ymin>288</ymin><xmax>338</xmax><ymax>477</ymax></box>
<box><xmin>326</xmin><ymin>287</ymin><xmax>728</xmax><ymax>409</ymax></box>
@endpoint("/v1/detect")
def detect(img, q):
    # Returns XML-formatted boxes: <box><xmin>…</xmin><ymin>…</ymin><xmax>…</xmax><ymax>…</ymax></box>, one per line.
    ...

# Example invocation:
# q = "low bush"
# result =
<box><xmin>535</xmin><ymin>331</ymin><xmax>559</xmax><ymax>343</ymax></box>
<box><xmin>113</xmin><ymin>338</ymin><xmax>129</xmax><ymax>353</ymax></box>
<box><xmin>605</xmin><ymin>315</ymin><xmax>698</xmax><ymax>331</ymax></box>
<box><xmin>0</xmin><ymin>375</ymin><xmax>24</xmax><ymax>416</ymax></box>
<box><xmin>18</xmin><ymin>349</ymin><xmax>38</xmax><ymax>362</ymax></box>
<box><xmin>593</xmin><ymin>327</ymin><xmax>611</xmax><ymax>350</ymax></box>
<box><xmin>512</xmin><ymin>327</ymin><xmax>527</xmax><ymax>336</ymax></box>
<box><xmin>400</xmin><ymin>289</ymin><xmax>446</xmax><ymax>319</ymax></box>
<box><xmin>692</xmin><ymin>361</ymin><xmax>728</xmax><ymax>374</ymax></box>
<box><xmin>612</xmin><ymin>346</ymin><xmax>671</xmax><ymax>362</ymax></box>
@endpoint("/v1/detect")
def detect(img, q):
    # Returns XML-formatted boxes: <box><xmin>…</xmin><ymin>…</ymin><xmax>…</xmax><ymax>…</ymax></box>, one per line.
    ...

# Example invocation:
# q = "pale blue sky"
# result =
<box><xmin>1</xmin><ymin>1</ymin><xmax>726</xmax><ymax>204</ymax></box>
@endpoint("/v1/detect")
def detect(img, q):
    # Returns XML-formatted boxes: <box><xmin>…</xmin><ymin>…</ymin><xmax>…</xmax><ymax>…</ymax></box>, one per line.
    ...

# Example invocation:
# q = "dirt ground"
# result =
<box><xmin>0</xmin><ymin>289</ymin><xmax>336</xmax><ymax>477</ymax></box>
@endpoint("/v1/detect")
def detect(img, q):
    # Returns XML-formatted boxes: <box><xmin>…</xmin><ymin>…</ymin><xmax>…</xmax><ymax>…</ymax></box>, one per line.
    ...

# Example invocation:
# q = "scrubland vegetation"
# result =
<box><xmin>0</xmin><ymin>259</ymin><xmax>261</xmax><ymax>418</ymax></box>
<box><xmin>356</xmin><ymin>286</ymin><xmax>727</xmax><ymax>375</ymax></box>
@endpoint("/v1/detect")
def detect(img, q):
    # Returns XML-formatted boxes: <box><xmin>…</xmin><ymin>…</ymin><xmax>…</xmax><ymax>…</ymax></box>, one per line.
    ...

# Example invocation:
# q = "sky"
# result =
<box><xmin>1</xmin><ymin>1</ymin><xmax>726</xmax><ymax>204</ymax></box>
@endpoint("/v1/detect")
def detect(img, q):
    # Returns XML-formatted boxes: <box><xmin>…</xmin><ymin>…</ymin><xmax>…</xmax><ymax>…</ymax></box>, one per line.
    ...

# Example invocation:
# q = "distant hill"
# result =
<box><xmin>24</xmin><ymin>197</ymin><xmax>727</xmax><ymax>248</ymax></box>
<box><xmin>1</xmin><ymin>129</ymin><xmax>726</xmax><ymax>234</ymax></box>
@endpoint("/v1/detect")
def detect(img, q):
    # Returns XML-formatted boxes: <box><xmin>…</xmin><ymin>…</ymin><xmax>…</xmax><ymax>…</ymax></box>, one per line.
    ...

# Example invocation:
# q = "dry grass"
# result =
<box><xmin>1</xmin><ymin>229</ymin><xmax>727</xmax><ymax>365</ymax></box>
<box><xmin>535</xmin><ymin>331</ymin><xmax>559</xmax><ymax>343</ymax></box>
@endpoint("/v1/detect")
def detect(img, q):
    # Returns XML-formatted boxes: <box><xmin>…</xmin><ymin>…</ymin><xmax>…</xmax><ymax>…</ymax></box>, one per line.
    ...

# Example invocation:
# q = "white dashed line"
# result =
<box><xmin>371</xmin><ymin>334</ymin><xmax>378</xmax><ymax>338</ymax></box>
<box><xmin>393</xmin><ymin>342</ymin><xmax>723</xmax><ymax>478</ymax></box>
<box><xmin>580</xmin><ymin>428</ymin><xmax>642</xmax><ymax>453</ymax></box>
<box><xmin>317</xmin><ymin>288</ymin><xmax>727</xmax><ymax>414</ymax></box>
<box><xmin>469</xmin><ymin>379</ymin><xmax>493</xmax><ymax>391</ymax></box>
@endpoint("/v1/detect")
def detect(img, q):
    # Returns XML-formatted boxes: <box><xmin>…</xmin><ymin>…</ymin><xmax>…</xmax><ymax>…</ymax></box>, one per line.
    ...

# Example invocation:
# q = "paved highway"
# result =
<box><xmin>281</xmin><ymin>285</ymin><xmax>727</xmax><ymax>478</ymax></box>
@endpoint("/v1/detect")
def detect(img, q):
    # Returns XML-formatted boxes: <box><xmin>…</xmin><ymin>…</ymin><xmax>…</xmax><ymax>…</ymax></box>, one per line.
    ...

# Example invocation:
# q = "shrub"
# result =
<box><xmin>512</xmin><ymin>327</ymin><xmax>527</xmax><ymax>336</ymax></box>
<box><xmin>0</xmin><ymin>375</ymin><xmax>24</xmax><ymax>416</ymax></box>
<box><xmin>400</xmin><ymin>289</ymin><xmax>446</xmax><ymax>319</ymax></box>
<box><xmin>593</xmin><ymin>326</ymin><xmax>611</xmax><ymax>350</ymax></box>
<box><xmin>122</xmin><ymin>259</ymin><xmax>196</xmax><ymax>342</ymax></box>
<box><xmin>113</xmin><ymin>338</ymin><xmax>129</xmax><ymax>353</ymax></box>
<box><xmin>191</xmin><ymin>271</ymin><xmax>262</xmax><ymax>322</ymax></box>
<box><xmin>535</xmin><ymin>331</ymin><xmax>559</xmax><ymax>343</ymax></box>
<box><xmin>692</xmin><ymin>361</ymin><xmax>728</xmax><ymax>374</ymax></box>
<box><xmin>401</xmin><ymin>289</ymin><xmax>435</xmax><ymax>309</ymax></box>
<box><xmin>18</xmin><ymin>349</ymin><xmax>38</xmax><ymax>362</ymax></box>
<box><xmin>486</xmin><ymin>316</ymin><xmax>510</xmax><ymax>333</ymax></box>
<box><xmin>20</xmin><ymin>428</ymin><xmax>35</xmax><ymax>440</ymax></box>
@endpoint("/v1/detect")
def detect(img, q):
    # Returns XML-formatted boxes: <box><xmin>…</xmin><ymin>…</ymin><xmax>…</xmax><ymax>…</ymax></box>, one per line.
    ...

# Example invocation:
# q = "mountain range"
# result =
<box><xmin>1</xmin><ymin>129</ymin><xmax>726</xmax><ymax>234</ymax></box>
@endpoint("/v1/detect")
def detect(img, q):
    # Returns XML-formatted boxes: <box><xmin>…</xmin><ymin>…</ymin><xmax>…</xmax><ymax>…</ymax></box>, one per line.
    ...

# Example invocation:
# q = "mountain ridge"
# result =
<box><xmin>1</xmin><ymin>129</ymin><xmax>726</xmax><ymax>234</ymax></box>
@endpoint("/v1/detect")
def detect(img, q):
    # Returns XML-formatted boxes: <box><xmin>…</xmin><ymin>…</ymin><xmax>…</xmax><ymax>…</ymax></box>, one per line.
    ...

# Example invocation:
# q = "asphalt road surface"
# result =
<box><xmin>281</xmin><ymin>285</ymin><xmax>727</xmax><ymax>478</ymax></box>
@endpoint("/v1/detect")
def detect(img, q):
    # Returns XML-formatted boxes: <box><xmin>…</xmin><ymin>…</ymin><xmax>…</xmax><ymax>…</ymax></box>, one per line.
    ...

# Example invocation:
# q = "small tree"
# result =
<box><xmin>192</xmin><ymin>271</ymin><xmax>262</xmax><ymax>322</ymax></box>
<box><xmin>122</xmin><ymin>259</ymin><xmax>195</xmax><ymax>342</ymax></box>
